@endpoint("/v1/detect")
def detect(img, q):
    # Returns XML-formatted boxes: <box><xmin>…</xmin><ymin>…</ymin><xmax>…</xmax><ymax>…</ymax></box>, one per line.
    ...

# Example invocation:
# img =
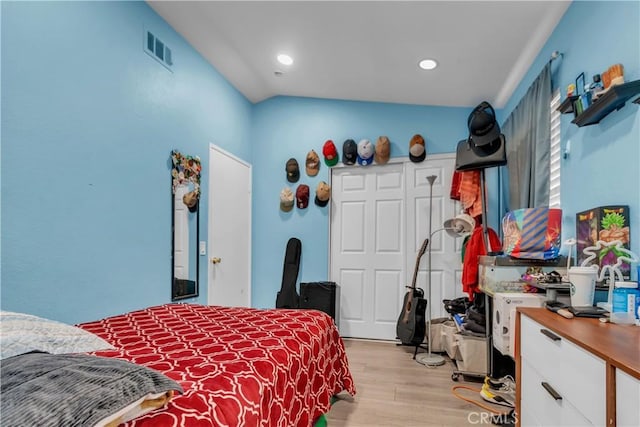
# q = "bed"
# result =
<box><xmin>1</xmin><ymin>304</ymin><xmax>355</xmax><ymax>426</ymax></box>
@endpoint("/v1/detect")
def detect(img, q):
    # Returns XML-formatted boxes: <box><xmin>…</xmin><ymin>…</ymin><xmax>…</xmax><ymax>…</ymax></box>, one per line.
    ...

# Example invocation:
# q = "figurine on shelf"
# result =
<box><xmin>608</xmin><ymin>63</ymin><xmax>625</xmax><ymax>87</ymax></box>
<box><xmin>590</xmin><ymin>74</ymin><xmax>604</xmax><ymax>100</ymax></box>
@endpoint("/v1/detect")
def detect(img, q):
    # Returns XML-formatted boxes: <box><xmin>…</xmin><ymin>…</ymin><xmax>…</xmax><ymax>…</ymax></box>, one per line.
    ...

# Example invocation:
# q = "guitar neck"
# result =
<box><xmin>409</xmin><ymin>262</ymin><xmax>419</xmax><ymax>290</ymax></box>
<box><xmin>409</xmin><ymin>241</ymin><xmax>427</xmax><ymax>289</ymax></box>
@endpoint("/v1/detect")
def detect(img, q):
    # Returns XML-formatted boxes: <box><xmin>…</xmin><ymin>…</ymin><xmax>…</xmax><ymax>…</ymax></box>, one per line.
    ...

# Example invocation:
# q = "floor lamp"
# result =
<box><xmin>416</xmin><ymin>176</ymin><xmax>475</xmax><ymax>367</ymax></box>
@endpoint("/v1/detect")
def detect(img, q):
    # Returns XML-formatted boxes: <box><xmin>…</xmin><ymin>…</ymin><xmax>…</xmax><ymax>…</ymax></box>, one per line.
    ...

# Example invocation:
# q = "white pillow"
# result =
<box><xmin>0</xmin><ymin>310</ymin><xmax>114</xmax><ymax>359</ymax></box>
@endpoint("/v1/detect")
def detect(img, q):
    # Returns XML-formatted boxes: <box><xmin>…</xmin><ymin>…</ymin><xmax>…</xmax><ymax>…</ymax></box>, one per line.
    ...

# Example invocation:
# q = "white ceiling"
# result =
<box><xmin>149</xmin><ymin>1</ymin><xmax>571</xmax><ymax>108</ymax></box>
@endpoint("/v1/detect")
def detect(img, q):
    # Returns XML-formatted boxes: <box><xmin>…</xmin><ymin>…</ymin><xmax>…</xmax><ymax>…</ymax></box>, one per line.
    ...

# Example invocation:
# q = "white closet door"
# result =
<box><xmin>330</xmin><ymin>155</ymin><xmax>464</xmax><ymax>340</ymax></box>
<box><xmin>330</xmin><ymin>163</ymin><xmax>405</xmax><ymax>340</ymax></box>
<box><xmin>405</xmin><ymin>154</ymin><xmax>465</xmax><ymax>320</ymax></box>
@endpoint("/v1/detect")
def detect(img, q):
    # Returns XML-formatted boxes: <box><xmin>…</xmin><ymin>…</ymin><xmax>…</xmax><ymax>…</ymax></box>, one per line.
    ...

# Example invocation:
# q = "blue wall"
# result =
<box><xmin>250</xmin><ymin>97</ymin><xmax>473</xmax><ymax>308</ymax></box>
<box><xmin>1</xmin><ymin>1</ymin><xmax>252</xmax><ymax>323</ymax></box>
<box><xmin>4</xmin><ymin>1</ymin><xmax>639</xmax><ymax>324</ymax></box>
<box><xmin>502</xmin><ymin>1</ymin><xmax>640</xmax><ymax>276</ymax></box>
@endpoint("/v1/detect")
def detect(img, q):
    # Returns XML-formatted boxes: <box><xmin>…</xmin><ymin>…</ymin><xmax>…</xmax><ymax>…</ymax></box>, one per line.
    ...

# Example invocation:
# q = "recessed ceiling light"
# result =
<box><xmin>277</xmin><ymin>54</ymin><xmax>293</xmax><ymax>66</ymax></box>
<box><xmin>418</xmin><ymin>59</ymin><xmax>438</xmax><ymax>70</ymax></box>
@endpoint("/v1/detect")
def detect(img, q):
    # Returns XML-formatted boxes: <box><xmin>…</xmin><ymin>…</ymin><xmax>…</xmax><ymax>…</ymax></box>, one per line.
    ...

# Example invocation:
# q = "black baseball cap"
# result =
<box><xmin>286</xmin><ymin>158</ymin><xmax>299</xmax><ymax>183</ymax></box>
<box><xmin>342</xmin><ymin>139</ymin><xmax>357</xmax><ymax>165</ymax></box>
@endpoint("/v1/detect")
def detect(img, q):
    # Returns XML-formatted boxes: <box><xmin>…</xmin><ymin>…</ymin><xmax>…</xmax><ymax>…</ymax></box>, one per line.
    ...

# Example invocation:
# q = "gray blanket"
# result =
<box><xmin>1</xmin><ymin>351</ymin><xmax>183</xmax><ymax>427</ymax></box>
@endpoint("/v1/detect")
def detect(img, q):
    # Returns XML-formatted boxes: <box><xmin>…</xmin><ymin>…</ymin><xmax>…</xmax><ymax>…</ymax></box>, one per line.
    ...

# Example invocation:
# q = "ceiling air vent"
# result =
<box><xmin>145</xmin><ymin>30</ymin><xmax>173</xmax><ymax>70</ymax></box>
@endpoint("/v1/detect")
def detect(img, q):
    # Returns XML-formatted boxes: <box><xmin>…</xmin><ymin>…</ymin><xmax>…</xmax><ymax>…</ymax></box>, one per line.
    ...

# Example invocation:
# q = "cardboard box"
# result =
<box><xmin>493</xmin><ymin>293</ymin><xmax>546</xmax><ymax>358</ymax></box>
<box><xmin>576</xmin><ymin>206</ymin><xmax>631</xmax><ymax>279</ymax></box>
<box><xmin>502</xmin><ymin>208</ymin><xmax>562</xmax><ymax>260</ymax></box>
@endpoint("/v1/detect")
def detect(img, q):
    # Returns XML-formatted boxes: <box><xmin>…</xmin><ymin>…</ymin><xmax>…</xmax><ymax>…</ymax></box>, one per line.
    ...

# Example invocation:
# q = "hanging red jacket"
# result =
<box><xmin>462</xmin><ymin>226</ymin><xmax>502</xmax><ymax>300</ymax></box>
<box><xmin>450</xmin><ymin>171</ymin><xmax>462</xmax><ymax>200</ymax></box>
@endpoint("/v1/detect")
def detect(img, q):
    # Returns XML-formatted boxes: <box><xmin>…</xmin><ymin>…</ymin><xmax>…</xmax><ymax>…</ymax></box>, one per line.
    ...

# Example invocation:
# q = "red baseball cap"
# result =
<box><xmin>296</xmin><ymin>184</ymin><xmax>310</xmax><ymax>209</ymax></box>
<box><xmin>322</xmin><ymin>140</ymin><xmax>339</xmax><ymax>167</ymax></box>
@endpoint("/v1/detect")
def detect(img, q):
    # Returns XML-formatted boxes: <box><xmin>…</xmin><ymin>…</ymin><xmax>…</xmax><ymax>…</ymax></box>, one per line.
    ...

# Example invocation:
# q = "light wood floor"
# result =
<box><xmin>326</xmin><ymin>339</ymin><xmax>509</xmax><ymax>427</ymax></box>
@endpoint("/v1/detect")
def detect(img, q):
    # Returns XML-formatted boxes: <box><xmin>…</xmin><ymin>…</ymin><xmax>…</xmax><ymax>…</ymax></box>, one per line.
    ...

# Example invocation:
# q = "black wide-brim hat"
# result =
<box><xmin>468</xmin><ymin>101</ymin><xmax>501</xmax><ymax>147</ymax></box>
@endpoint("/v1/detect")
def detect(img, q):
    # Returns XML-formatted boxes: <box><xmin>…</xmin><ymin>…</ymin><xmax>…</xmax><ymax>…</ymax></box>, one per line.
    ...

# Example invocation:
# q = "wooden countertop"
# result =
<box><xmin>517</xmin><ymin>307</ymin><xmax>640</xmax><ymax>379</ymax></box>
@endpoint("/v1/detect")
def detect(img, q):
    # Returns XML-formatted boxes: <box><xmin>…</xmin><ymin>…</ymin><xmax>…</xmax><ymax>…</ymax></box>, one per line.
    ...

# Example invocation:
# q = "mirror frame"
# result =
<box><xmin>170</xmin><ymin>150</ymin><xmax>202</xmax><ymax>301</ymax></box>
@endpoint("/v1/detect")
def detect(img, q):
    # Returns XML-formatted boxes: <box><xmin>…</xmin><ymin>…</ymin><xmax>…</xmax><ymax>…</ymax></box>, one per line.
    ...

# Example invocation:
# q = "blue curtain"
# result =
<box><xmin>501</xmin><ymin>62</ymin><xmax>552</xmax><ymax>210</ymax></box>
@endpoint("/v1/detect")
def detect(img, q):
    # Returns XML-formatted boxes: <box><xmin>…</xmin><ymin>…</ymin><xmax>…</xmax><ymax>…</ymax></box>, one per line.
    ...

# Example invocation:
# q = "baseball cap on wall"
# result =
<box><xmin>409</xmin><ymin>134</ymin><xmax>426</xmax><ymax>163</ymax></box>
<box><xmin>342</xmin><ymin>139</ymin><xmax>357</xmax><ymax>165</ymax></box>
<box><xmin>315</xmin><ymin>181</ymin><xmax>331</xmax><ymax>207</ymax></box>
<box><xmin>374</xmin><ymin>136</ymin><xmax>391</xmax><ymax>164</ymax></box>
<box><xmin>306</xmin><ymin>150</ymin><xmax>320</xmax><ymax>176</ymax></box>
<box><xmin>356</xmin><ymin>139</ymin><xmax>374</xmax><ymax>166</ymax></box>
<box><xmin>296</xmin><ymin>184</ymin><xmax>310</xmax><ymax>209</ymax></box>
<box><xmin>280</xmin><ymin>187</ymin><xmax>294</xmax><ymax>212</ymax></box>
<box><xmin>322</xmin><ymin>140</ymin><xmax>339</xmax><ymax>167</ymax></box>
<box><xmin>183</xmin><ymin>190</ymin><xmax>199</xmax><ymax>213</ymax></box>
<box><xmin>286</xmin><ymin>158</ymin><xmax>300</xmax><ymax>183</ymax></box>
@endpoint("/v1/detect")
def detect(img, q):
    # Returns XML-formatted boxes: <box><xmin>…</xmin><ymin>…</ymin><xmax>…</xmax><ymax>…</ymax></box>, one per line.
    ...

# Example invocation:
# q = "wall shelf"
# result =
<box><xmin>557</xmin><ymin>95</ymin><xmax>580</xmax><ymax>114</ymax></box>
<box><xmin>570</xmin><ymin>79</ymin><xmax>640</xmax><ymax>127</ymax></box>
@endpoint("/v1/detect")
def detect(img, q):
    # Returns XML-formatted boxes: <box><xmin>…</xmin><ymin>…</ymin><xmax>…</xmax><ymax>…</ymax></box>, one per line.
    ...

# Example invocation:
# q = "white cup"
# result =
<box><xmin>568</xmin><ymin>266</ymin><xmax>598</xmax><ymax>307</ymax></box>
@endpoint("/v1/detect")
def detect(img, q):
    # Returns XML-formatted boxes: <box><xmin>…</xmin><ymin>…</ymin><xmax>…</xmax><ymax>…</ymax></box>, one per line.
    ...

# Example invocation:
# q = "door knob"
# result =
<box><xmin>211</xmin><ymin>257</ymin><xmax>222</xmax><ymax>264</ymax></box>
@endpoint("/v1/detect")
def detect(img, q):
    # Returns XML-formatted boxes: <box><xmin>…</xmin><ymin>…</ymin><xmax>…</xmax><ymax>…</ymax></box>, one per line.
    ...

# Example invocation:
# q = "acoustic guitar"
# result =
<box><xmin>396</xmin><ymin>238</ymin><xmax>429</xmax><ymax>346</ymax></box>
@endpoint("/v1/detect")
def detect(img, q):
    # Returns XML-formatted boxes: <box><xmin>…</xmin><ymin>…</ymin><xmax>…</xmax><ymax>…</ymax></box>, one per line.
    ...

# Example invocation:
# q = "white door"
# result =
<box><xmin>405</xmin><ymin>154</ymin><xmax>466</xmax><ymax>320</ymax></box>
<box><xmin>330</xmin><ymin>163</ymin><xmax>405</xmax><ymax>340</ymax></box>
<box><xmin>330</xmin><ymin>155</ymin><xmax>464</xmax><ymax>340</ymax></box>
<box><xmin>208</xmin><ymin>144</ymin><xmax>252</xmax><ymax>307</ymax></box>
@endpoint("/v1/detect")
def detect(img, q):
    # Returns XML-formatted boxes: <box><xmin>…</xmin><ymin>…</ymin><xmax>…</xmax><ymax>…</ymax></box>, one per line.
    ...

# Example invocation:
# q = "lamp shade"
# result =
<box><xmin>444</xmin><ymin>214</ymin><xmax>475</xmax><ymax>237</ymax></box>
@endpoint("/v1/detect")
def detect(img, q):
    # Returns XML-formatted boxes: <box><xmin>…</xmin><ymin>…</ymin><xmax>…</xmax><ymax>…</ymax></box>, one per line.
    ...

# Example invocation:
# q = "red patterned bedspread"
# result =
<box><xmin>78</xmin><ymin>304</ymin><xmax>355</xmax><ymax>426</ymax></box>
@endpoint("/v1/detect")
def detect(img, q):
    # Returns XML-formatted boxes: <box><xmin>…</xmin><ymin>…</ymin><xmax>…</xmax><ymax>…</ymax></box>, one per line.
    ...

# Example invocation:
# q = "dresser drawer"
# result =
<box><xmin>520</xmin><ymin>314</ymin><xmax>605</xmax><ymax>425</ymax></box>
<box><xmin>520</xmin><ymin>358</ymin><xmax>592</xmax><ymax>426</ymax></box>
<box><xmin>617</xmin><ymin>369</ymin><xmax>640</xmax><ymax>427</ymax></box>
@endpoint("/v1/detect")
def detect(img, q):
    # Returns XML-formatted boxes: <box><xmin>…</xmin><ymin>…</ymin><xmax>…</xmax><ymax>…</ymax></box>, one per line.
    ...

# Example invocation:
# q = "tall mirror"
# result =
<box><xmin>171</xmin><ymin>150</ymin><xmax>201</xmax><ymax>301</ymax></box>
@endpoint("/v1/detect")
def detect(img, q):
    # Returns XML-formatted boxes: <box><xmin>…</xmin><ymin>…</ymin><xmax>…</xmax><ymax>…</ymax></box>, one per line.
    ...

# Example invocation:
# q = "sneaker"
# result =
<box><xmin>480</xmin><ymin>381</ymin><xmax>515</xmax><ymax>407</ymax></box>
<box><xmin>485</xmin><ymin>375</ymin><xmax>515</xmax><ymax>391</ymax></box>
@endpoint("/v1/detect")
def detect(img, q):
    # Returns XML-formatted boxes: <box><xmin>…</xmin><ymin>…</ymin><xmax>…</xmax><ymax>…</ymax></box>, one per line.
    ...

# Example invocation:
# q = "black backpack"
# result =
<box><xmin>443</xmin><ymin>296</ymin><xmax>470</xmax><ymax>315</ymax></box>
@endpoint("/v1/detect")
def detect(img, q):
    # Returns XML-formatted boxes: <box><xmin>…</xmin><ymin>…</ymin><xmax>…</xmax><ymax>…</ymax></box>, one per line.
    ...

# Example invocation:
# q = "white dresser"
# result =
<box><xmin>516</xmin><ymin>308</ymin><xmax>640</xmax><ymax>427</ymax></box>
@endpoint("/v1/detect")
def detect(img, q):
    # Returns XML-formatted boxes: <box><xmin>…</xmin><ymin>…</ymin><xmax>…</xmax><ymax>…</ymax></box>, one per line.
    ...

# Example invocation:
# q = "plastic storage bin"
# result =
<box><xmin>431</xmin><ymin>318</ymin><xmax>459</xmax><ymax>358</ymax></box>
<box><xmin>428</xmin><ymin>317</ymin><xmax>450</xmax><ymax>353</ymax></box>
<box><xmin>454</xmin><ymin>334</ymin><xmax>487</xmax><ymax>375</ymax></box>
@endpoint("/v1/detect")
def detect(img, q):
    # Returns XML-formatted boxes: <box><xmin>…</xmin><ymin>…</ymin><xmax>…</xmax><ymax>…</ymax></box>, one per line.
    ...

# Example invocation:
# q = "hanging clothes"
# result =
<box><xmin>451</xmin><ymin>170</ymin><xmax>483</xmax><ymax>218</ymax></box>
<box><xmin>450</xmin><ymin>171</ymin><xmax>462</xmax><ymax>200</ymax></box>
<box><xmin>462</xmin><ymin>226</ymin><xmax>502</xmax><ymax>300</ymax></box>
